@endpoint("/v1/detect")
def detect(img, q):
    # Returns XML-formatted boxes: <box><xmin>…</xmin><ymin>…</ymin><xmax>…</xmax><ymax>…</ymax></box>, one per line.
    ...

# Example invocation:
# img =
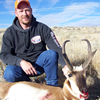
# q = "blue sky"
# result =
<box><xmin>0</xmin><ymin>0</ymin><xmax>100</xmax><ymax>28</ymax></box>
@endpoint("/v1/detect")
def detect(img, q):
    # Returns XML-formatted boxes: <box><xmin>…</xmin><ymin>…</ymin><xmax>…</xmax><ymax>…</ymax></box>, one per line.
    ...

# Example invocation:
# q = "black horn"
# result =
<box><xmin>81</xmin><ymin>39</ymin><xmax>97</xmax><ymax>70</ymax></box>
<box><xmin>62</xmin><ymin>40</ymin><xmax>73</xmax><ymax>71</ymax></box>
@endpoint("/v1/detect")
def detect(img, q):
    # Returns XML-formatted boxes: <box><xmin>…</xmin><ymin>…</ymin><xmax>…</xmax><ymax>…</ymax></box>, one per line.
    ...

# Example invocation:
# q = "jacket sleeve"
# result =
<box><xmin>0</xmin><ymin>29</ymin><xmax>22</xmax><ymax>66</ymax></box>
<box><xmin>42</xmin><ymin>25</ymin><xmax>66</xmax><ymax>67</ymax></box>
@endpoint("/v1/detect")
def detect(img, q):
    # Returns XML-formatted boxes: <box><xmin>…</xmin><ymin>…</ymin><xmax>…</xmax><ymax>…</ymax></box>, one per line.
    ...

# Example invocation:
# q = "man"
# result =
<box><xmin>0</xmin><ymin>0</ymin><xmax>66</xmax><ymax>86</ymax></box>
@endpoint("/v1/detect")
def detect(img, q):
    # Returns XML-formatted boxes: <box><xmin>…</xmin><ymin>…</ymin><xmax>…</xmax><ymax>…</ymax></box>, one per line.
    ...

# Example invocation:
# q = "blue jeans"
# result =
<box><xmin>3</xmin><ymin>50</ymin><xmax>59</xmax><ymax>86</ymax></box>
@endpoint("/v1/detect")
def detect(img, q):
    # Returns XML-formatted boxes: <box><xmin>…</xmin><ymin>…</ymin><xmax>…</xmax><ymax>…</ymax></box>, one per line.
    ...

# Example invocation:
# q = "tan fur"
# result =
<box><xmin>0</xmin><ymin>82</ymin><xmax>15</xmax><ymax>99</ymax></box>
<box><xmin>0</xmin><ymin>67</ymin><xmax>88</xmax><ymax>100</ymax></box>
<box><xmin>62</xmin><ymin>80</ymin><xmax>80</xmax><ymax>100</ymax></box>
<box><xmin>0</xmin><ymin>80</ymin><xmax>82</xmax><ymax>100</ymax></box>
<box><xmin>14</xmin><ymin>81</ymin><xmax>64</xmax><ymax>100</ymax></box>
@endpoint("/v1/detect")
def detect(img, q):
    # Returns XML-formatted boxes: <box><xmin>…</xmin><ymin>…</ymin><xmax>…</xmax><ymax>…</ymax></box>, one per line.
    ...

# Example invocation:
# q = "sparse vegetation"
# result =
<box><xmin>52</xmin><ymin>26</ymin><xmax>100</xmax><ymax>75</ymax></box>
<box><xmin>0</xmin><ymin>27</ymin><xmax>100</xmax><ymax>99</ymax></box>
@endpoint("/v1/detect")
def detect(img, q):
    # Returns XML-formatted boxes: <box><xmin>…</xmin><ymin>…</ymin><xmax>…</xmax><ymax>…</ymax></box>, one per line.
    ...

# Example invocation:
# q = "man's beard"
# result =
<box><xmin>22</xmin><ymin>15</ymin><xmax>31</xmax><ymax>25</ymax></box>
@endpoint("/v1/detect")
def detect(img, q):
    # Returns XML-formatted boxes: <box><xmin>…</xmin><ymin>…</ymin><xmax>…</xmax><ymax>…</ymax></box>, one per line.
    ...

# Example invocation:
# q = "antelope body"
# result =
<box><xmin>0</xmin><ymin>39</ymin><xmax>97</xmax><ymax>100</ymax></box>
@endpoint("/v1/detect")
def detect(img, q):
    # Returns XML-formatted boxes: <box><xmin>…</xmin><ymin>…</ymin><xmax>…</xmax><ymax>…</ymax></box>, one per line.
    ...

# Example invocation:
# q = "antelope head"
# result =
<box><xmin>62</xmin><ymin>39</ymin><xmax>97</xmax><ymax>100</ymax></box>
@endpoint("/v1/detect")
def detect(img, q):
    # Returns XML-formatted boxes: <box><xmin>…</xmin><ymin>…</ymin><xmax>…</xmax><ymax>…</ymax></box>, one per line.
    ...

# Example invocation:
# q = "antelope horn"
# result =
<box><xmin>62</xmin><ymin>40</ymin><xmax>73</xmax><ymax>71</ymax></box>
<box><xmin>81</xmin><ymin>39</ymin><xmax>97</xmax><ymax>70</ymax></box>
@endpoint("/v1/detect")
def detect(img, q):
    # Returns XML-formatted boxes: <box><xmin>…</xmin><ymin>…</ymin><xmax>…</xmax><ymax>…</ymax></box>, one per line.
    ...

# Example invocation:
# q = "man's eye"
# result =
<box><xmin>26</xmin><ymin>10</ymin><xmax>30</xmax><ymax>11</ymax></box>
<box><xmin>19</xmin><ymin>10</ymin><xmax>23</xmax><ymax>12</ymax></box>
<box><xmin>25</xmin><ymin>9</ymin><xmax>30</xmax><ymax>12</ymax></box>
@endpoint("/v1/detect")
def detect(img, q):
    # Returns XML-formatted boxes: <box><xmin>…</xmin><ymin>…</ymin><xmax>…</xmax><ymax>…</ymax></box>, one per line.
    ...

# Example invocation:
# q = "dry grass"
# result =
<box><xmin>0</xmin><ymin>29</ymin><xmax>6</xmax><ymax>49</ymax></box>
<box><xmin>52</xmin><ymin>26</ymin><xmax>100</xmax><ymax>100</ymax></box>
<box><xmin>52</xmin><ymin>26</ymin><xmax>100</xmax><ymax>78</ymax></box>
<box><xmin>0</xmin><ymin>27</ymin><xmax>100</xmax><ymax>99</ymax></box>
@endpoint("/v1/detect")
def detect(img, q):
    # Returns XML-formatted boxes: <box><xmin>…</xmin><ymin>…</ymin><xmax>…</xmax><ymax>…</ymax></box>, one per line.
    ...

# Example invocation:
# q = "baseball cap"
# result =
<box><xmin>15</xmin><ymin>0</ymin><xmax>31</xmax><ymax>9</ymax></box>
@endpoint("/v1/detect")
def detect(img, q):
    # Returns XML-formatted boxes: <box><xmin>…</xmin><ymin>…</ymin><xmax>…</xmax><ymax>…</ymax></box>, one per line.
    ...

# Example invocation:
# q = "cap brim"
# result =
<box><xmin>15</xmin><ymin>1</ymin><xmax>30</xmax><ymax>9</ymax></box>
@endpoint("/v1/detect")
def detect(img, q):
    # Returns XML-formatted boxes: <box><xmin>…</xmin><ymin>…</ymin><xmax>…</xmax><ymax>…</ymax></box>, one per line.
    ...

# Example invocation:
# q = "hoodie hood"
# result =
<box><xmin>12</xmin><ymin>15</ymin><xmax>37</xmax><ymax>52</ymax></box>
<box><xmin>12</xmin><ymin>15</ymin><xmax>37</xmax><ymax>32</ymax></box>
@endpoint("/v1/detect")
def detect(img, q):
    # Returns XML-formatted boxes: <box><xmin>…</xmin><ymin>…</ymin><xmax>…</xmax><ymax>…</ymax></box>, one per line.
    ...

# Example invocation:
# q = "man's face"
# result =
<box><xmin>15</xmin><ymin>2</ymin><xmax>32</xmax><ymax>26</ymax></box>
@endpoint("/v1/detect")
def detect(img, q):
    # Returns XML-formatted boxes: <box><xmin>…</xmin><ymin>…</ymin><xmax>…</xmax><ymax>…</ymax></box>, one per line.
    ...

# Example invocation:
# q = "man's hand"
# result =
<box><xmin>20</xmin><ymin>60</ymin><xmax>37</xmax><ymax>75</ymax></box>
<box><xmin>62</xmin><ymin>65</ymin><xmax>68</xmax><ymax>75</ymax></box>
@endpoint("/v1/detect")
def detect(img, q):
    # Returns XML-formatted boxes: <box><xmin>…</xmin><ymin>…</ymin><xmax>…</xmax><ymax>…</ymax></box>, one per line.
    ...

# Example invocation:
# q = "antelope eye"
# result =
<box><xmin>68</xmin><ymin>73</ymin><xmax>72</xmax><ymax>77</ymax></box>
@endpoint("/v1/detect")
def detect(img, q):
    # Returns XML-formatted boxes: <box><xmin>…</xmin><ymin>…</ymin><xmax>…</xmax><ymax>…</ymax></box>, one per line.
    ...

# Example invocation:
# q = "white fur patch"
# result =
<box><xmin>70</xmin><ymin>81</ymin><xmax>81</xmax><ymax>95</ymax></box>
<box><xmin>63</xmin><ymin>95</ymin><xmax>68</xmax><ymax>100</ymax></box>
<box><xmin>73</xmin><ymin>65</ymin><xmax>83</xmax><ymax>72</ymax></box>
<box><xmin>65</xmin><ymin>83</ymin><xmax>80</xmax><ymax>99</ymax></box>
<box><xmin>4</xmin><ymin>83</ymin><xmax>48</xmax><ymax>100</ymax></box>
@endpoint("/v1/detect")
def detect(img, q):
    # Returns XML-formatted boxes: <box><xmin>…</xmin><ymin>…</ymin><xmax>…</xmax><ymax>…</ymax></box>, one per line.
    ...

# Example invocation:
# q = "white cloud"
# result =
<box><xmin>36</xmin><ymin>2</ymin><xmax>100</xmax><ymax>27</ymax></box>
<box><xmin>0</xmin><ymin>11</ymin><xmax>14</xmax><ymax>15</ymax></box>
<box><xmin>0</xmin><ymin>23</ymin><xmax>11</xmax><ymax>28</ymax></box>
<box><xmin>67</xmin><ymin>16</ymin><xmax>100</xmax><ymax>26</ymax></box>
<box><xmin>1</xmin><ymin>1</ymin><xmax>100</xmax><ymax>28</ymax></box>
<box><xmin>36</xmin><ymin>0</ymin><xmax>60</xmax><ymax>8</ymax></box>
<box><xmin>48</xmin><ymin>0</ymin><xmax>60</xmax><ymax>7</ymax></box>
<box><xmin>4</xmin><ymin>0</ymin><xmax>15</xmax><ymax>10</ymax></box>
<box><xmin>2</xmin><ymin>0</ymin><xmax>15</xmax><ymax>16</ymax></box>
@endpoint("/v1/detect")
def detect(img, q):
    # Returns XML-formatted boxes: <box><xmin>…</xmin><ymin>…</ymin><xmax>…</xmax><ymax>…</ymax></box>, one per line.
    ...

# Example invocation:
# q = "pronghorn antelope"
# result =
<box><xmin>0</xmin><ymin>39</ymin><xmax>97</xmax><ymax>100</ymax></box>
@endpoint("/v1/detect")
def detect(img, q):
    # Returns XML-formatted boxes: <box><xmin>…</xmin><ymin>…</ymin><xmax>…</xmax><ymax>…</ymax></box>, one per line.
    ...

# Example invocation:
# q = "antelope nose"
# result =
<box><xmin>82</xmin><ymin>88</ymin><xmax>88</xmax><ymax>93</ymax></box>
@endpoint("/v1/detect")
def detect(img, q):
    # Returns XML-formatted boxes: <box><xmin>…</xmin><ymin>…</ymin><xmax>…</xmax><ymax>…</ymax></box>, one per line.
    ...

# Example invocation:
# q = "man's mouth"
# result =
<box><xmin>23</xmin><ymin>17</ymin><xmax>28</xmax><ymax>20</ymax></box>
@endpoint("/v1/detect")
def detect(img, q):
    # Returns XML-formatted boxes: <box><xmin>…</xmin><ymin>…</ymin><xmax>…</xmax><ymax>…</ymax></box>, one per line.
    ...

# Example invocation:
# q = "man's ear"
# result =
<box><xmin>15</xmin><ymin>10</ymin><xmax>18</xmax><ymax>17</ymax></box>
